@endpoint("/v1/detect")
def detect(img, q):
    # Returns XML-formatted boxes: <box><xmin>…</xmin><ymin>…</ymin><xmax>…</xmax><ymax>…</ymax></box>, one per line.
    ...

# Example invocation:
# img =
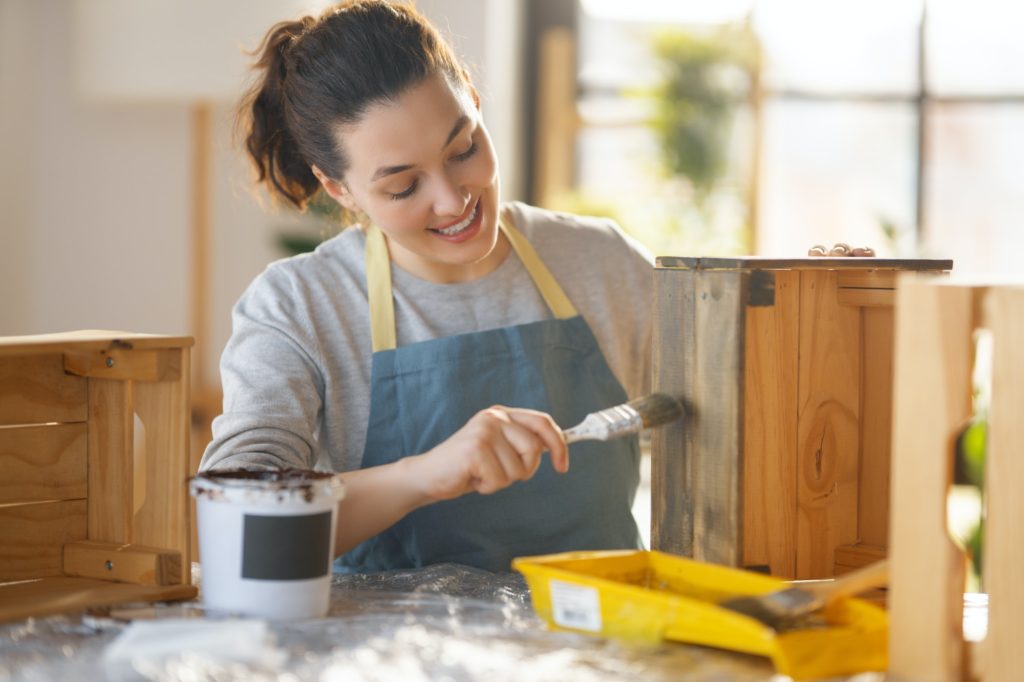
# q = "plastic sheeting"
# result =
<box><xmin>0</xmin><ymin>564</ymin><xmax>820</xmax><ymax>681</ymax></box>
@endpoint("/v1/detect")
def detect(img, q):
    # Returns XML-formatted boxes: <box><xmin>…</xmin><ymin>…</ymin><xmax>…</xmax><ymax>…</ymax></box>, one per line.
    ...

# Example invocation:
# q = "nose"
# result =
<box><xmin>432</xmin><ymin>171</ymin><xmax>470</xmax><ymax>218</ymax></box>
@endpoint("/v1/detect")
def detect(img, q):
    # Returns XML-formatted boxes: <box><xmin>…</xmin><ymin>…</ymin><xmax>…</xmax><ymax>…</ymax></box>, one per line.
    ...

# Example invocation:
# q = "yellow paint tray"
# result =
<box><xmin>513</xmin><ymin>550</ymin><xmax>887</xmax><ymax>680</ymax></box>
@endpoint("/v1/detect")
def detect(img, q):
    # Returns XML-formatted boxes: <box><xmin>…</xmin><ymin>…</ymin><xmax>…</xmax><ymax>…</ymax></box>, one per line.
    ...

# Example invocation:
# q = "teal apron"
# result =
<box><xmin>335</xmin><ymin>215</ymin><xmax>641</xmax><ymax>573</ymax></box>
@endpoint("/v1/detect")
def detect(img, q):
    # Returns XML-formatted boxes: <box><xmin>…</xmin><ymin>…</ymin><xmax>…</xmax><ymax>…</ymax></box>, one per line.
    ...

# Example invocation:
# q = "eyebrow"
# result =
<box><xmin>370</xmin><ymin>114</ymin><xmax>470</xmax><ymax>182</ymax></box>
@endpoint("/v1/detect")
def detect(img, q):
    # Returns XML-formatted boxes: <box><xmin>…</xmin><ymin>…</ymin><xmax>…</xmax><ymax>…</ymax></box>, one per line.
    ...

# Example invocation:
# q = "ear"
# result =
<box><xmin>312</xmin><ymin>165</ymin><xmax>360</xmax><ymax>213</ymax></box>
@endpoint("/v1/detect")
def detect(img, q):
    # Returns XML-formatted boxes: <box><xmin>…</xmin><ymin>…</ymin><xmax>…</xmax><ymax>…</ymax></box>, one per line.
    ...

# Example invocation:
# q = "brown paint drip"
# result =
<box><xmin>199</xmin><ymin>468</ymin><xmax>335</xmax><ymax>482</ymax></box>
<box><xmin>192</xmin><ymin>468</ymin><xmax>339</xmax><ymax>503</ymax></box>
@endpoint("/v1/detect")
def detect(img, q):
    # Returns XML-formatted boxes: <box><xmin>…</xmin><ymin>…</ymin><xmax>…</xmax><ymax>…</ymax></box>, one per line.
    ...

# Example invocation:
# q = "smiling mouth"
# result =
<box><xmin>430</xmin><ymin>201</ymin><xmax>479</xmax><ymax>237</ymax></box>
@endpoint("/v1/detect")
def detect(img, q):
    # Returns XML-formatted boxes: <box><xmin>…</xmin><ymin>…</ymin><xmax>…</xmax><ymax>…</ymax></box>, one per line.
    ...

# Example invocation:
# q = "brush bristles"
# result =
<box><xmin>720</xmin><ymin>588</ymin><xmax>821</xmax><ymax>631</ymax></box>
<box><xmin>626</xmin><ymin>393</ymin><xmax>684</xmax><ymax>429</ymax></box>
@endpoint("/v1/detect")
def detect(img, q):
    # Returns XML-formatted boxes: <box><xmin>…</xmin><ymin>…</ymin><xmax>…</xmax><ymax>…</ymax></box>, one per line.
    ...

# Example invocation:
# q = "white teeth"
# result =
<box><xmin>435</xmin><ymin>204</ymin><xmax>477</xmax><ymax>236</ymax></box>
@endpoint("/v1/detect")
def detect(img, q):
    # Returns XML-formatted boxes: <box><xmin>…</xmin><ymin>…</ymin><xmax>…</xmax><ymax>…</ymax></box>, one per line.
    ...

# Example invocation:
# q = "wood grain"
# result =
<box><xmin>836</xmin><ymin>270</ymin><xmax>899</xmax><ymax>289</ymax></box>
<box><xmin>0</xmin><ymin>331</ymin><xmax>193</xmax><ymax>354</ymax></box>
<box><xmin>836</xmin><ymin>288</ymin><xmax>894</xmax><ymax>308</ymax></box>
<box><xmin>834</xmin><ymin>543</ymin><xmax>886</xmax><ymax>573</ymax></box>
<box><xmin>0</xmin><ymin>423</ymin><xmax>87</xmax><ymax>504</ymax></box>
<box><xmin>980</xmin><ymin>286</ymin><xmax>1024</xmax><ymax>682</ymax></box>
<box><xmin>64</xmin><ymin>348</ymin><xmax>181</xmax><ymax>382</ymax></box>
<box><xmin>0</xmin><ymin>500</ymin><xmax>87</xmax><ymax>582</ymax></box>
<box><xmin>63</xmin><ymin>541</ymin><xmax>182</xmax><ymax>586</ymax></box>
<box><xmin>691</xmin><ymin>270</ymin><xmax>747</xmax><ymax>567</ymax></box>
<box><xmin>651</xmin><ymin>268</ymin><xmax>695</xmax><ymax>556</ymax></box>
<box><xmin>742</xmin><ymin>270</ymin><xmax>798</xmax><ymax>577</ymax></box>
<box><xmin>887</xmin><ymin>277</ymin><xmax>971</xmax><ymax>682</ymax></box>
<box><xmin>656</xmin><ymin>256</ymin><xmax>953</xmax><ymax>271</ymax></box>
<box><xmin>87</xmin><ymin>379</ymin><xmax>134</xmax><ymax>544</ymax></box>
<box><xmin>858</xmin><ymin>306</ymin><xmax>894</xmax><ymax>549</ymax></box>
<box><xmin>796</xmin><ymin>270</ymin><xmax>861</xmax><ymax>578</ymax></box>
<box><xmin>132</xmin><ymin>349</ymin><xmax>192</xmax><ymax>573</ymax></box>
<box><xmin>0</xmin><ymin>576</ymin><xmax>196</xmax><ymax>624</ymax></box>
<box><xmin>0</xmin><ymin>354</ymin><xmax>87</xmax><ymax>426</ymax></box>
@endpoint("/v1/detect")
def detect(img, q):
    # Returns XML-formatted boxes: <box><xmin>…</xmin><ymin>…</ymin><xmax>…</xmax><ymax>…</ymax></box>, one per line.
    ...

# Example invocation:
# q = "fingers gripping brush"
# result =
<box><xmin>562</xmin><ymin>393</ymin><xmax>685</xmax><ymax>444</ymax></box>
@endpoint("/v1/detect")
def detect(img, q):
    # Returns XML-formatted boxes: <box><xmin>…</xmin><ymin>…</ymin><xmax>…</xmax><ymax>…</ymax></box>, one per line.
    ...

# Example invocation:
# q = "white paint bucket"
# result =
<box><xmin>189</xmin><ymin>469</ymin><xmax>345</xmax><ymax>619</ymax></box>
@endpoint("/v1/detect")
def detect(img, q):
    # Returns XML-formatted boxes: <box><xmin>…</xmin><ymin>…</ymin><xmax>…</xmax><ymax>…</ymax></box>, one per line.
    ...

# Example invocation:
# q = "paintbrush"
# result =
<box><xmin>562</xmin><ymin>393</ymin><xmax>685</xmax><ymax>444</ymax></box>
<box><xmin>719</xmin><ymin>559</ymin><xmax>889</xmax><ymax>631</ymax></box>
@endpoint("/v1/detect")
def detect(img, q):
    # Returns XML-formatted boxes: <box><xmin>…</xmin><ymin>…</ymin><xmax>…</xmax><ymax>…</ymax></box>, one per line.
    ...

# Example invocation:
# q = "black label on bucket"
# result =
<box><xmin>241</xmin><ymin>512</ymin><xmax>332</xmax><ymax>580</ymax></box>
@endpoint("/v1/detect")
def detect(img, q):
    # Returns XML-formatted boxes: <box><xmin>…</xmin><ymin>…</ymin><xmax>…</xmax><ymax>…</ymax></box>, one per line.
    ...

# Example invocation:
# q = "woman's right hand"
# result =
<box><xmin>408</xmin><ymin>405</ymin><xmax>569</xmax><ymax>502</ymax></box>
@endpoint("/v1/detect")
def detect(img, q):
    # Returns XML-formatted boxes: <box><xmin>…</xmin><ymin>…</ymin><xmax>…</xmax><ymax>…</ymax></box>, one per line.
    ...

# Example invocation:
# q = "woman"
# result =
<box><xmin>201</xmin><ymin>0</ymin><xmax>654</xmax><ymax>573</ymax></box>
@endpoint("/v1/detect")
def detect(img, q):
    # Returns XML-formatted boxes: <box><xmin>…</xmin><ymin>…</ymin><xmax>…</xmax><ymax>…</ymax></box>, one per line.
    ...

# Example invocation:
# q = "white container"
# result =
<box><xmin>190</xmin><ymin>470</ymin><xmax>345</xmax><ymax>619</ymax></box>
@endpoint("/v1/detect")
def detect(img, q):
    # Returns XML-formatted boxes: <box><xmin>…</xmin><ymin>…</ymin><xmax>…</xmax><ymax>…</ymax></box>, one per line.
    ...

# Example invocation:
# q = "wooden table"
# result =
<box><xmin>0</xmin><ymin>564</ymin><xmax>802</xmax><ymax>681</ymax></box>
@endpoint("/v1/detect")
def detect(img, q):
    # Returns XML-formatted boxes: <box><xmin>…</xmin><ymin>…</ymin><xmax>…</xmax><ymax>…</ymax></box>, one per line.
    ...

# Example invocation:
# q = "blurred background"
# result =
<box><xmin>1</xmin><ymin>0</ymin><xmax>1022</xmax><ymax>468</ymax></box>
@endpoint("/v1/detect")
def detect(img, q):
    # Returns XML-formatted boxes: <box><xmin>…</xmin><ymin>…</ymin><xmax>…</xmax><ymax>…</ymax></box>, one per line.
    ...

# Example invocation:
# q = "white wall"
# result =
<box><xmin>0</xmin><ymin>0</ymin><xmax>524</xmax><ymax>385</ymax></box>
<box><xmin>1</xmin><ymin>0</ymin><xmax>194</xmax><ymax>340</ymax></box>
<box><xmin>0</xmin><ymin>0</ymin><xmax>33</xmax><ymax>331</ymax></box>
<box><xmin>418</xmin><ymin>0</ymin><xmax>526</xmax><ymax>199</ymax></box>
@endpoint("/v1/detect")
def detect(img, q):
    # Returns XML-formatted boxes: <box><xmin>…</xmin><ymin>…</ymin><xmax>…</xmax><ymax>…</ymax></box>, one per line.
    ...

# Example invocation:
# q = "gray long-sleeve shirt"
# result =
<box><xmin>200</xmin><ymin>202</ymin><xmax>654</xmax><ymax>473</ymax></box>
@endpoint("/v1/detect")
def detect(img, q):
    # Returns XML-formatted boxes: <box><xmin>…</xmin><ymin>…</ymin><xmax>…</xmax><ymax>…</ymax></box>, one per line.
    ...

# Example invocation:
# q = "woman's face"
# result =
<box><xmin>324</xmin><ymin>74</ymin><xmax>505</xmax><ymax>283</ymax></box>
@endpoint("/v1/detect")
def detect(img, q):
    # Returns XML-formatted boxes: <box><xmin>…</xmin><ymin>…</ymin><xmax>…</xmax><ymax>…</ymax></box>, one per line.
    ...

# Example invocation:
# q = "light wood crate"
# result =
<box><xmin>888</xmin><ymin>278</ymin><xmax>1023</xmax><ymax>682</ymax></box>
<box><xmin>651</xmin><ymin>257</ymin><xmax>951</xmax><ymax>580</ymax></box>
<box><xmin>0</xmin><ymin>331</ymin><xmax>197</xmax><ymax>622</ymax></box>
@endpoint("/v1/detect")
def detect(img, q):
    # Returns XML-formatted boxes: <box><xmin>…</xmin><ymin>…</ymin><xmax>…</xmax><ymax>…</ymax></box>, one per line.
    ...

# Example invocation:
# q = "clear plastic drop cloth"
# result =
<box><xmin>0</xmin><ymin>563</ymin><xmax>797</xmax><ymax>682</ymax></box>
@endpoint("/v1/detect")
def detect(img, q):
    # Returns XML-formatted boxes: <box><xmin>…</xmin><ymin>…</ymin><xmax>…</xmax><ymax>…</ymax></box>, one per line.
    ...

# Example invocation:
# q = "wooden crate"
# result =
<box><xmin>888</xmin><ymin>279</ymin><xmax>1024</xmax><ymax>682</ymax></box>
<box><xmin>0</xmin><ymin>331</ymin><xmax>197</xmax><ymax>622</ymax></box>
<box><xmin>651</xmin><ymin>257</ymin><xmax>951</xmax><ymax>579</ymax></box>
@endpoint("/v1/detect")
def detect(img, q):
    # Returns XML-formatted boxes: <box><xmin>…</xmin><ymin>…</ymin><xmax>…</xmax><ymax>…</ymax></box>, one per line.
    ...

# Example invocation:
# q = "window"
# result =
<box><xmin>559</xmin><ymin>0</ymin><xmax>1023</xmax><ymax>274</ymax></box>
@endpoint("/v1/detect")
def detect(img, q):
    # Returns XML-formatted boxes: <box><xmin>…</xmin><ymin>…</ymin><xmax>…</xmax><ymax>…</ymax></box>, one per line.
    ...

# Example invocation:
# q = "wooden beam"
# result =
<box><xmin>63</xmin><ymin>541</ymin><xmax>182</xmax><ymax>586</ymax></box>
<box><xmin>0</xmin><ymin>354</ymin><xmax>87</xmax><ymax>426</ymax></box>
<box><xmin>87</xmin><ymin>380</ymin><xmax>134</xmax><ymax>544</ymax></box>
<box><xmin>64</xmin><ymin>348</ymin><xmax>181</xmax><ymax>382</ymax></box>
<box><xmin>796</xmin><ymin>271</ymin><xmax>861</xmax><ymax>578</ymax></box>
<box><xmin>981</xmin><ymin>286</ymin><xmax>1024</xmax><ymax>681</ymax></box>
<box><xmin>742</xmin><ymin>270</ymin><xmax>798</xmax><ymax>577</ymax></box>
<box><xmin>887</xmin><ymin>278</ymin><xmax>971</xmax><ymax>681</ymax></box>
<box><xmin>651</xmin><ymin>268</ymin><xmax>695</xmax><ymax>556</ymax></box>
<box><xmin>691</xmin><ymin>270</ymin><xmax>747</xmax><ymax>567</ymax></box>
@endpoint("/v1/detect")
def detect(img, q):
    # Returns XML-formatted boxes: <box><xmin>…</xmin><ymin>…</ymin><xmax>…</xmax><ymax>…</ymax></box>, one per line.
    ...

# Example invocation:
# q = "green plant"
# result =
<box><xmin>275</xmin><ymin>189</ymin><xmax>353</xmax><ymax>256</ymax></box>
<box><xmin>646</xmin><ymin>25</ymin><xmax>759</xmax><ymax>206</ymax></box>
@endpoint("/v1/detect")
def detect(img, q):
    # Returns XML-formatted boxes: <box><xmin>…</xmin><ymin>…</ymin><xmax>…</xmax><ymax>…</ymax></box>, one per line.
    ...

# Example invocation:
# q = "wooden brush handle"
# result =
<box><xmin>798</xmin><ymin>559</ymin><xmax>890</xmax><ymax>604</ymax></box>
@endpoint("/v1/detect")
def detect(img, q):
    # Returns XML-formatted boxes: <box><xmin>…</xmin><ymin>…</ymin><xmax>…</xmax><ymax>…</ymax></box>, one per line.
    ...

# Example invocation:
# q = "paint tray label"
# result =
<box><xmin>549</xmin><ymin>579</ymin><xmax>602</xmax><ymax>632</ymax></box>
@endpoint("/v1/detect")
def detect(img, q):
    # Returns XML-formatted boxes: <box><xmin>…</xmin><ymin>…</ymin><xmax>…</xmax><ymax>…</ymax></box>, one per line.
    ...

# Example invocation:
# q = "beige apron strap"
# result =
<box><xmin>498</xmin><ymin>216</ymin><xmax>578</xmax><ymax>320</ymax></box>
<box><xmin>364</xmin><ymin>214</ymin><xmax>579</xmax><ymax>352</ymax></box>
<box><xmin>365</xmin><ymin>223</ymin><xmax>397</xmax><ymax>352</ymax></box>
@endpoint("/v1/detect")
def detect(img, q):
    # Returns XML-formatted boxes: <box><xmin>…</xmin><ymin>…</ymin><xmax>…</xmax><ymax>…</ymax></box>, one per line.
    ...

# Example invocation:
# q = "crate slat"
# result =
<box><xmin>691</xmin><ymin>270</ymin><xmax>747</xmax><ymax>567</ymax></box>
<box><xmin>742</xmin><ymin>270</ymin><xmax>799</xmax><ymax>578</ymax></box>
<box><xmin>981</xmin><ymin>286</ymin><xmax>1024</xmax><ymax>681</ymax></box>
<box><xmin>0</xmin><ymin>423</ymin><xmax>87</xmax><ymax>505</ymax></box>
<box><xmin>0</xmin><ymin>355</ymin><xmax>87</xmax><ymax>426</ymax></box>
<box><xmin>132</xmin><ymin>349</ymin><xmax>191</xmax><ymax>569</ymax></box>
<box><xmin>651</xmin><ymin>269</ymin><xmax>695</xmax><ymax>556</ymax></box>
<box><xmin>858</xmin><ymin>307</ymin><xmax>894</xmax><ymax>548</ymax></box>
<box><xmin>63</xmin><ymin>541</ymin><xmax>182</xmax><ymax>586</ymax></box>
<box><xmin>87</xmin><ymin>380</ymin><xmax>134</xmax><ymax>544</ymax></box>
<box><xmin>0</xmin><ymin>500</ymin><xmax>87</xmax><ymax>582</ymax></box>
<box><xmin>0</xmin><ymin>577</ymin><xmax>196</xmax><ymax>624</ymax></box>
<box><xmin>796</xmin><ymin>270</ymin><xmax>861</xmax><ymax>579</ymax></box>
<box><xmin>888</xmin><ymin>280</ymin><xmax>972</xmax><ymax>681</ymax></box>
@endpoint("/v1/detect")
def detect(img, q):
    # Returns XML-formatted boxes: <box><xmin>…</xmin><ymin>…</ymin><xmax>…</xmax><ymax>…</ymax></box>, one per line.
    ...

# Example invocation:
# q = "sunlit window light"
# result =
<box><xmin>580</xmin><ymin>0</ymin><xmax>755</xmax><ymax>25</ymax></box>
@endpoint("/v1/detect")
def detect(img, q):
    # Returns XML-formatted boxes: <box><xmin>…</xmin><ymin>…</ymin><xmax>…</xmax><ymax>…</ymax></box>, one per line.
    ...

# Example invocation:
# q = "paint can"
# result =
<box><xmin>189</xmin><ymin>469</ymin><xmax>345</xmax><ymax>619</ymax></box>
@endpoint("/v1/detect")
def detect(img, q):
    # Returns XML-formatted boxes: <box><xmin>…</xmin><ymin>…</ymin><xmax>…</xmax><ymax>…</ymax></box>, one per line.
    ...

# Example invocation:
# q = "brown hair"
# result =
<box><xmin>239</xmin><ymin>0</ymin><xmax>470</xmax><ymax>209</ymax></box>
